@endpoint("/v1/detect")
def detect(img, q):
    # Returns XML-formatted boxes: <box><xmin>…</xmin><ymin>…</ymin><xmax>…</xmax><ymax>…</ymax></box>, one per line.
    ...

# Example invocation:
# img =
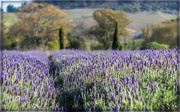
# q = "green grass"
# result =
<box><xmin>62</xmin><ymin>8</ymin><xmax>96</xmax><ymax>19</ymax></box>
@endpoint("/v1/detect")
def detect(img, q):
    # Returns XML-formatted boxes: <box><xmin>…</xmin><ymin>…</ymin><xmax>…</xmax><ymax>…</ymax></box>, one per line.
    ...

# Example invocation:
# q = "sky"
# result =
<box><xmin>1</xmin><ymin>1</ymin><xmax>31</xmax><ymax>12</ymax></box>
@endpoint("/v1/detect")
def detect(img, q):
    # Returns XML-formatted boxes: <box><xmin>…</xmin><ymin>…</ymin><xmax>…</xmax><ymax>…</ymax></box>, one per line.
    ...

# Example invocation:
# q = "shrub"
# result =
<box><xmin>20</xmin><ymin>36</ymin><xmax>42</xmax><ymax>50</ymax></box>
<box><xmin>141</xmin><ymin>41</ymin><xmax>169</xmax><ymax>50</ymax></box>
<box><xmin>92</xmin><ymin>43</ymin><xmax>105</xmax><ymax>50</ymax></box>
<box><xmin>47</xmin><ymin>42</ymin><xmax>60</xmax><ymax>50</ymax></box>
<box><xmin>67</xmin><ymin>34</ymin><xmax>86</xmax><ymax>50</ymax></box>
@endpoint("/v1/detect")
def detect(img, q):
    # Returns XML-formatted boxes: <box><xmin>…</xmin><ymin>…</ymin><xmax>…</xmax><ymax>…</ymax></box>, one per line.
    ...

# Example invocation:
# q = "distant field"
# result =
<box><xmin>126</xmin><ymin>12</ymin><xmax>177</xmax><ymax>31</ymax></box>
<box><xmin>62</xmin><ymin>8</ymin><xmax>97</xmax><ymax>19</ymax></box>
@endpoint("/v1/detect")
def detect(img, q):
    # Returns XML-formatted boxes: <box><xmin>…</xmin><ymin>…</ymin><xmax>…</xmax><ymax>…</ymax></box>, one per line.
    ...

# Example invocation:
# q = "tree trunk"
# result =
<box><xmin>132</xmin><ymin>38</ymin><xmax>135</xmax><ymax>50</ymax></box>
<box><xmin>17</xmin><ymin>40</ymin><xmax>20</xmax><ymax>50</ymax></box>
<box><xmin>43</xmin><ymin>40</ymin><xmax>48</xmax><ymax>51</ymax></box>
<box><xmin>124</xmin><ymin>37</ymin><xmax>126</xmax><ymax>50</ymax></box>
<box><xmin>35</xmin><ymin>36</ymin><xmax>41</xmax><ymax>50</ymax></box>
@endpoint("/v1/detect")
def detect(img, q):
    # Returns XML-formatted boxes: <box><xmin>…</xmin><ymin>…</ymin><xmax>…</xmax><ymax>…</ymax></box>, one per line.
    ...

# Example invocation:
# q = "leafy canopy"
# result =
<box><xmin>89</xmin><ymin>9</ymin><xmax>131</xmax><ymax>49</ymax></box>
<box><xmin>9</xmin><ymin>3</ymin><xmax>71</xmax><ymax>50</ymax></box>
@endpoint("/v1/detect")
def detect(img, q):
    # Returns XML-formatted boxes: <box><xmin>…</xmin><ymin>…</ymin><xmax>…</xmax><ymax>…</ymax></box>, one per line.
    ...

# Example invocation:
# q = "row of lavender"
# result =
<box><xmin>49</xmin><ymin>48</ymin><xmax>179</xmax><ymax>111</ymax></box>
<box><xmin>1</xmin><ymin>50</ymin><xmax>59</xmax><ymax>111</ymax></box>
<box><xmin>2</xmin><ymin>48</ymin><xmax>179</xmax><ymax>111</ymax></box>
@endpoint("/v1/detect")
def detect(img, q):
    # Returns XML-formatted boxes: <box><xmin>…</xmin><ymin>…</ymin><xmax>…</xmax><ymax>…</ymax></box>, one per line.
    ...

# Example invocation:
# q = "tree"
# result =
<box><xmin>21</xmin><ymin>2</ymin><xmax>27</xmax><ymax>7</ymax></box>
<box><xmin>59</xmin><ymin>27</ymin><xmax>65</xmax><ymax>49</ymax></box>
<box><xmin>1</xmin><ymin>22</ymin><xmax>17</xmax><ymax>50</ymax></box>
<box><xmin>8</xmin><ymin>3</ymin><xmax>71</xmax><ymax>50</ymax></box>
<box><xmin>67</xmin><ymin>34</ymin><xmax>86</xmax><ymax>50</ymax></box>
<box><xmin>150</xmin><ymin>20</ymin><xmax>178</xmax><ymax>48</ymax></box>
<box><xmin>88</xmin><ymin>9</ymin><xmax>131</xmax><ymax>49</ymax></box>
<box><xmin>112</xmin><ymin>22</ymin><xmax>121</xmax><ymax>50</ymax></box>
<box><xmin>7</xmin><ymin>4</ymin><xmax>16</xmax><ymax>12</ymax></box>
<box><xmin>140</xmin><ymin>24</ymin><xmax>152</xmax><ymax>47</ymax></box>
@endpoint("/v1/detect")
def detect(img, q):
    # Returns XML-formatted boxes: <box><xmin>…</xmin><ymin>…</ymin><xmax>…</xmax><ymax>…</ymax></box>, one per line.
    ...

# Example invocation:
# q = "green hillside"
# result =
<box><xmin>36</xmin><ymin>1</ymin><xmax>178</xmax><ymax>14</ymax></box>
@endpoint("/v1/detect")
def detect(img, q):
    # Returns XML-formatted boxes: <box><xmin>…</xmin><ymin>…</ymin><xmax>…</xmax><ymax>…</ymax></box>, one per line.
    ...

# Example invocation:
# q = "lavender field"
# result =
<box><xmin>1</xmin><ymin>48</ymin><xmax>179</xmax><ymax>111</ymax></box>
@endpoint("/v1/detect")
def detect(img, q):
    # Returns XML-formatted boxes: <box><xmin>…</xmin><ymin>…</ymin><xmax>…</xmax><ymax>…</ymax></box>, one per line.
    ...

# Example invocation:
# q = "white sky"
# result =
<box><xmin>1</xmin><ymin>1</ymin><xmax>31</xmax><ymax>12</ymax></box>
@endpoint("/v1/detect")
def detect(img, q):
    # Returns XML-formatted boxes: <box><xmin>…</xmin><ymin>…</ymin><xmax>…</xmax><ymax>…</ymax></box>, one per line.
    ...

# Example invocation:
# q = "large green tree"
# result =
<box><xmin>88</xmin><ymin>9</ymin><xmax>131</xmax><ymax>49</ymax></box>
<box><xmin>8</xmin><ymin>3</ymin><xmax>71</xmax><ymax>50</ymax></box>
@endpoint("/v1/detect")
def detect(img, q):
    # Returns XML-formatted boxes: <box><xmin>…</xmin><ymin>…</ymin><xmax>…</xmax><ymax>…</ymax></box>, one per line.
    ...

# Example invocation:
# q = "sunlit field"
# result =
<box><xmin>1</xmin><ymin>47</ymin><xmax>179</xmax><ymax>111</ymax></box>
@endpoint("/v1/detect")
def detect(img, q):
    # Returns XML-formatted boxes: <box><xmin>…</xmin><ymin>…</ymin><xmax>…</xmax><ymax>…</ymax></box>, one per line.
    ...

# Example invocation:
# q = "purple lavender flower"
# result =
<box><xmin>128</xmin><ymin>98</ymin><xmax>131</xmax><ymax>105</ymax></box>
<box><xmin>93</xmin><ymin>98</ymin><xmax>96</xmax><ymax>103</ymax></box>
<box><xmin>141</xmin><ymin>96</ymin><xmax>145</xmax><ymax>105</ymax></box>
<box><xmin>111</xmin><ymin>93</ymin><xmax>114</xmax><ymax>100</ymax></box>
<box><xmin>175</xmin><ymin>79</ymin><xmax>178</xmax><ymax>86</ymax></box>
<box><xmin>132</xmin><ymin>85</ymin><xmax>134</xmax><ymax>90</ymax></box>
<box><xmin>162</xmin><ymin>89</ymin><xmax>164</xmax><ymax>93</ymax></box>
<box><xmin>107</xmin><ymin>93</ymin><xmax>109</xmax><ymax>99</ymax></box>
<box><xmin>131</xmin><ymin>90</ymin><xmax>134</xmax><ymax>97</ymax></box>
<box><xmin>151</xmin><ymin>83</ymin><xmax>154</xmax><ymax>92</ymax></box>
<box><xmin>26</xmin><ymin>101</ymin><xmax>29</xmax><ymax>108</ymax></box>
<box><xmin>61</xmin><ymin>106</ymin><xmax>64</xmax><ymax>111</ymax></box>
<box><xmin>116</xmin><ymin>87</ymin><xmax>119</xmax><ymax>94</ymax></box>
<box><xmin>121</xmin><ymin>92</ymin><xmax>123</xmax><ymax>99</ymax></box>
<box><xmin>136</xmin><ymin>92</ymin><xmax>139</xmax><ymax>100</ymax></box>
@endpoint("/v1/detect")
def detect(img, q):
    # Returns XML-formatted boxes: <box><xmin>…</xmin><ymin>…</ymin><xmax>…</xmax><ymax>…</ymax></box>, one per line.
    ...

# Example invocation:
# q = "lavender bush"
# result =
<box><xmin>1</xmin><ymin>51</ymin><xmax>59</xmax><ymax>111</ymax></box>
<box><xmin>49</xmin><ymin>47</ymin><xmax>179</xmax><ymax>111</ymax></box>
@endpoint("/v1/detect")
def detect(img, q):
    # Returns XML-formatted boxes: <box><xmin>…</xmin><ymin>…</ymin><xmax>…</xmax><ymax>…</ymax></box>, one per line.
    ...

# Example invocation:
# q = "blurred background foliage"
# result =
<box><xmin>1</xmin><ymin>1</ymin><xmax>179</xmax><ymax>51</ymax></box>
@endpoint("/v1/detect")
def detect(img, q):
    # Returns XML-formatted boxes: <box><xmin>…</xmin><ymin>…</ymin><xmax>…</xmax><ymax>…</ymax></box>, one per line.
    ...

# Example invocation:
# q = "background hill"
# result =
<box><xmin>36</xmin><ymin>1</ymin><xmax>178</xmax><ymax>14</ymax></box>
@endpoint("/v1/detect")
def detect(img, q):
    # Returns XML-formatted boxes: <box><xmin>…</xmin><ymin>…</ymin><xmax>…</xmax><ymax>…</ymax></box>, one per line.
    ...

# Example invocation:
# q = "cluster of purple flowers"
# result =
<box><xmin>2</xmin><ymin>47</ymin><xmax>179</xmax><ymax>111</ymax></box>
<box><xmin>49</xmin><ymin>47</ymin><xmax>179</xmax><ymax>111</ymax></box>
<box><xmin>1</xmin><ymin>51</ymin><xmax>60</xmax><ymax>111</ymax></box>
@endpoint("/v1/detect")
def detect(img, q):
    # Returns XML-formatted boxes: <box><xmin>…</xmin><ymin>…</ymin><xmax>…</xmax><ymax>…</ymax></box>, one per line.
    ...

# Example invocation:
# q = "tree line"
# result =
<box><xmin>1</xmin><ymin>3</ymin><xmax>179</xmax><ymax>51</ymax></box>
<box><xmin>140</xmin><ymin>18</ymin><xmax>179</xmax><ymax>49</ymax></box>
